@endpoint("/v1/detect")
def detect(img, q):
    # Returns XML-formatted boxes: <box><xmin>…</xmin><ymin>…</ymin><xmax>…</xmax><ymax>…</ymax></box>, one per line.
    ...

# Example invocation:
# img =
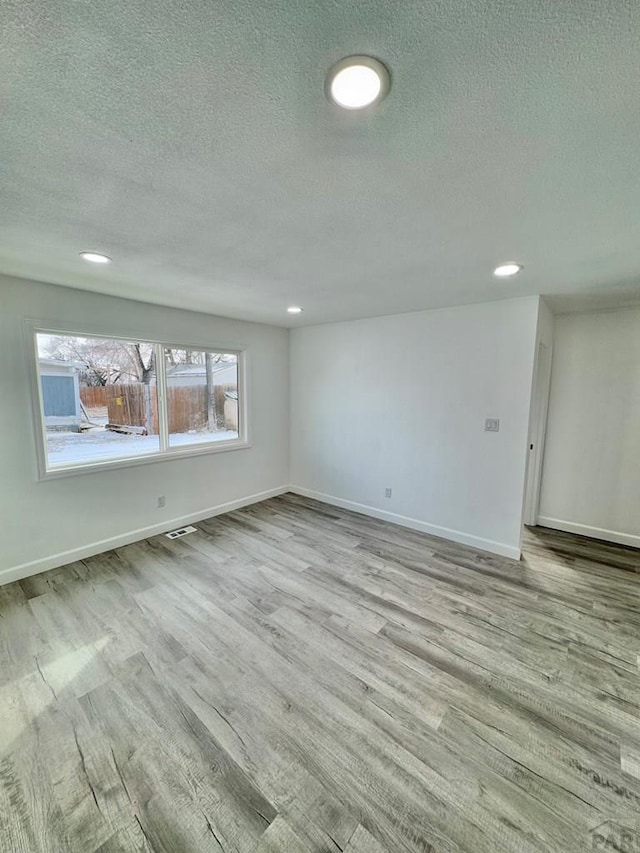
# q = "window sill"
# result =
<box><xmin>38</xmin><ymin>439</ymin><xmax>252</xmax><ymax>480</ymax></box>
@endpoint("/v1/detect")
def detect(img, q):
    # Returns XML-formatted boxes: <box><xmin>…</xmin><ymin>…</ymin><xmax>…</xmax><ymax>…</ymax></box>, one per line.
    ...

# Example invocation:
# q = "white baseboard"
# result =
<box><xmin>290</xmin><ymin>486</ymin><xmax>521</xmax><ymax>560</ymax></box>
<box><xmin>0</xmin><ymin>486</ymin><xmax>290</xmax><ymax>587</ymax></box>
<box><xmin>537</xmin><ymin>516</ymin><xmax>640</xmax><ymax>549</ymax></box>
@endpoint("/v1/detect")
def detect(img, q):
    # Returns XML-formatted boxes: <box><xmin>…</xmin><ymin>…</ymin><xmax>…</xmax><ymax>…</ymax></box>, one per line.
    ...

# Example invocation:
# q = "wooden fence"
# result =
<box><xmin>105</xmin><ymin>385</ymin><xmax>155</xmax><ymax>432</ymax></box>
<box><xmin>81</xmin><ymin>384</ymin><xmax>234</xmax><ymax>434</ymax></box>
<box><xmin>80</xmin><ymin>386</ymin><xmax>108</xmax><ymax>409</ymax></box>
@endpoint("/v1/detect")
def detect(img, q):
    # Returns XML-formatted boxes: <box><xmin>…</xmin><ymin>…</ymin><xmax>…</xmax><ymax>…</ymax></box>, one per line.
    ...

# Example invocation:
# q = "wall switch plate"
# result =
<box><xmin>384</xmin><ymin>488</ymin><xmax>392</xmax><ymax>498</ymax></box>
<box><xmin>485</xmin><ymin>418</ymin><xmax>500</xmax><ymax>432</ymax></box>
<box><xmin>157</xmin><ymin>496</ymin><xmax>166</xmax><ymax>508</ymax></box>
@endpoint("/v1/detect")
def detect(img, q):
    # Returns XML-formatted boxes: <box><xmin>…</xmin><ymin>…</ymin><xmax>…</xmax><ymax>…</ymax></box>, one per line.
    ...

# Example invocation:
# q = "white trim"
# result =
<box><xmin>537</xmin><ymin>517</ymin><xmax>640</xmax><ymax>549</ymax></box>
<box><xmin>37</xmin><ymin>439</ymin><xmax>252</xmax><ymax>480</ymax></box>
<box><xmin>523</xmin><ymin>340</ymin><xmax>553</xmax><ymax>525</ymax></box>
<box><xmin>156</xmin><ymin>343</ymin><xmax>169</xmax><ymax>453</ymax></box>
<box><xmin>24</xmin><ymin>320</ymin><xmax>50</xmax><ymax>479</ymax></box>
<box><xmin>0</xmin><ymin>484</ymin><xmax>527</xmax><ymax>587</ymax></box>
<box><xmin>0</xmin><ymin>486</ymin><xmax>290</xmax><ymax>587</ymax></box>
<box><xmin>290</xmin><ymin>486</ymin><xmax>521</xmax><ymax>560</ymax></box>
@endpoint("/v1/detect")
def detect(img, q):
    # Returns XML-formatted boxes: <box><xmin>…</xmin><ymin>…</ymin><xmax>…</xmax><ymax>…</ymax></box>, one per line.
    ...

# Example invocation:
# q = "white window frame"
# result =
<box><xmin>25</xmin><ymin>319</ymin><xmax>250</xmax><ymax>480</ymax></box>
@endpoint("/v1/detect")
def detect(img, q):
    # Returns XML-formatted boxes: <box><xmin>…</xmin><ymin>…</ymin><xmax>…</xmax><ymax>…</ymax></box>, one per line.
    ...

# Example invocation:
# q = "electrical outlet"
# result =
<box><xmin>484</xmin><ymin>418</ymin><xmax>500</xmax><ymax>432</ymax></box>
<box><xmin>384</xmin><ymin>488</ymin><xmax>392</xmax><ymax>498</ymax></box>
<box><xmin>157</xmin><ymin>496</ymin><xmax>166</xmax><ymax>508</ymax></box>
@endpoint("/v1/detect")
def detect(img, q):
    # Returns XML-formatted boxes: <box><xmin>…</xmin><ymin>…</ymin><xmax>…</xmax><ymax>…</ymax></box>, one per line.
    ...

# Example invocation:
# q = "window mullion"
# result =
<box><xmin>156</xmin><ymin>344</ymin><xmax>169</xmax><ymax>452</ymax></box>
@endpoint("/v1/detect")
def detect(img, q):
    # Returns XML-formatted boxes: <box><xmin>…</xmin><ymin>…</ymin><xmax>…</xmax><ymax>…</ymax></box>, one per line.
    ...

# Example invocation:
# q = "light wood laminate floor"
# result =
<box><xmin>1</xmin><ymin>494</ymin><xmax>640</xmax><ymax>852</ymax></box>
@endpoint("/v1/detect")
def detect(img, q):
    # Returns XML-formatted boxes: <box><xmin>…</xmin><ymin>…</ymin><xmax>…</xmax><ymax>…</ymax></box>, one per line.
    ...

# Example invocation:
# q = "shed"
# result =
<box><xmin>39</xmin><ymin>359</ymin><xmax>82</xmax><ymax>432</ymax></box>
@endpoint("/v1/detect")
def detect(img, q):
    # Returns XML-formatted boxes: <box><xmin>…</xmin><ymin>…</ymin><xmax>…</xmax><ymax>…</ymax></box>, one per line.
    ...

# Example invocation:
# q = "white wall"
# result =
<box><xmin>290</xmin><ymin>297</ymin><xmax>541</xmax><ymax>558</ymax></box>
<box><xmin>0</xmin><ymin>275</ymin><xmax>290</xmax><ymax>582</ymax></box>
<box><xmin>538</xmin><ymin>307</ymin><xmax>640</xmax><ymax>547</ymax></box>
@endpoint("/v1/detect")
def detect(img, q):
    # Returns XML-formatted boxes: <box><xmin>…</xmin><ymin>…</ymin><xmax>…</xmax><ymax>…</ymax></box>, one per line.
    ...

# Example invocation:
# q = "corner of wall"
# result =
<box><xmin>519</xmin><ymin>295</ymin><xmax>555</xmax><ymax>533</ymax></box>
<box><xmin>537</xmin><ymin>297</ymin><xmax>555</xmax><ymax>347</ymax></box>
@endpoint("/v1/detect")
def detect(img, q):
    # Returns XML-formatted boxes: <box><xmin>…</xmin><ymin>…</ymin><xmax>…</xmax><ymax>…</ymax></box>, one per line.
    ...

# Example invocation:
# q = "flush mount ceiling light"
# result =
<box><xmin>326</xmin><ymin>55</ymin><xmax>390</xmax><ymax>110</ymax></box>
<box><xmin>493</xmin><ymin>262</ymin><xmax>523</xmax><ymax>278</ymax></box>
<box><xmin>80</xmin><ymin>251</ymin><xmax>111</xmax><ymax>264</ymax></box>
<box><xmin>287</xmin><ymin>306</ymin><xmax>303</xmax><ymax>314</ymax></box>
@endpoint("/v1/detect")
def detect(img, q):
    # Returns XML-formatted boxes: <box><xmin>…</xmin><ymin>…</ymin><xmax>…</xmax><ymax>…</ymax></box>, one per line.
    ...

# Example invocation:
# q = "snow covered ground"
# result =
<box><xmin>46</xmin><ymin>427</ymin><xmax>239</xmax><ymax>466</ymax></box>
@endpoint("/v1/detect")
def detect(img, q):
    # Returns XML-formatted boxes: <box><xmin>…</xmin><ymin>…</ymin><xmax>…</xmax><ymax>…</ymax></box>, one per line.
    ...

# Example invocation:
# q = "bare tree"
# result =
<box><xmin>131</xmin><ymin>344</ymin><xmax>156</xmax><ymax>384</ymax></box>
<box><xmin>41</xmin><ymin>336</ymin><xmax>156</xmax><ymax>386</ymax></box>
<box><xmin>205</xmin><ymin>352</ymin><xmax>217</xmax><ymax>431</ymax></box>
<box><xmin>42</xmin><ymin>336</ymin><xmax>120</xmax><ymax>385</ymax></box>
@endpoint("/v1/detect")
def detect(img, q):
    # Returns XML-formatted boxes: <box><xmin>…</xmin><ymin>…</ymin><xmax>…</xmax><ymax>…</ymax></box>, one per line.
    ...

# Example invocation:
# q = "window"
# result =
<box><xmin>33</xmin><ymin>330</ymin><xmax>245</xmax><ymax>475</ymax></box>
<box><xmin>164</xmin><ymin>348</ymin><xmax>239</xmax><ymax>448</ymax></box>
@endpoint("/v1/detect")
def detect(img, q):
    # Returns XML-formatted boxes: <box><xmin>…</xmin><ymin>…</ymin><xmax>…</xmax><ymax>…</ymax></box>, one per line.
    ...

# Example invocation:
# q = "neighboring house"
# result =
<box><xmin>39</xmin><ymin>359</ymin><xmax>82</xmax><ymax>432</ymax></box>
<box><xmin>165</xmin><ymin>362</ymin><xmax>237</xmax><ymax>387</ymax></box>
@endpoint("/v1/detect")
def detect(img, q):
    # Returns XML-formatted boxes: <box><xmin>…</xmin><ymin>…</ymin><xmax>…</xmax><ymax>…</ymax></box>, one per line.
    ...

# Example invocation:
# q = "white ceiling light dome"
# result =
<box><xmin>326</xmin><ymin>56</ymin><xmax>390</xmax><ymax>110</ymax></box>
<box><xmin>493</xmin><ymin>262</ymin><xmax>523</xmax><ymax>278</ymax></box>
<box><xmin>80</xmin><ymin>251</ymin><xmax>111</xmax><ymax>264</ymax></box>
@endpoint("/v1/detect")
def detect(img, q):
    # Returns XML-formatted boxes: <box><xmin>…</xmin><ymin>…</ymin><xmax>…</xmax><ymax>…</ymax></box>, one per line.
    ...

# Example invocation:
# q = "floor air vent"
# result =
<box><xmin>165</xmin><ymin>525</ymin><xmax>198</xmax><ymax>540</ymax></box>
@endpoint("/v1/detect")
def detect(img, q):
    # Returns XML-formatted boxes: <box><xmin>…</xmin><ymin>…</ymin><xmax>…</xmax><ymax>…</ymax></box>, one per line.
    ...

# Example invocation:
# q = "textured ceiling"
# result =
<box><xmin>1</xmin><ymin>0</ymin><xmax>640</xmax><ymax>326</ymax></box>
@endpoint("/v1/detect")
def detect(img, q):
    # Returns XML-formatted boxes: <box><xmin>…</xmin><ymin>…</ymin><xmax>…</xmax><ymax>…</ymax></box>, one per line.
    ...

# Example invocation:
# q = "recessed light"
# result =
<box><xmin>493</xmin><ymin>262</ymin><xmax>523</xmax><ymax>278</ymax></box>
<box><xmin>80</xmin><ymin>251</ymin><xmax>111</xmax><ymax>264</ymax></box>
<box><xmin>287</xmin><ymin>306</ymin><xmax>303</xmax><ymax>314</ymax></box>
<box><xmin>326</xmin><ymin>56</ymin><xmax>390</xmax><ymax>110</ymax></box>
